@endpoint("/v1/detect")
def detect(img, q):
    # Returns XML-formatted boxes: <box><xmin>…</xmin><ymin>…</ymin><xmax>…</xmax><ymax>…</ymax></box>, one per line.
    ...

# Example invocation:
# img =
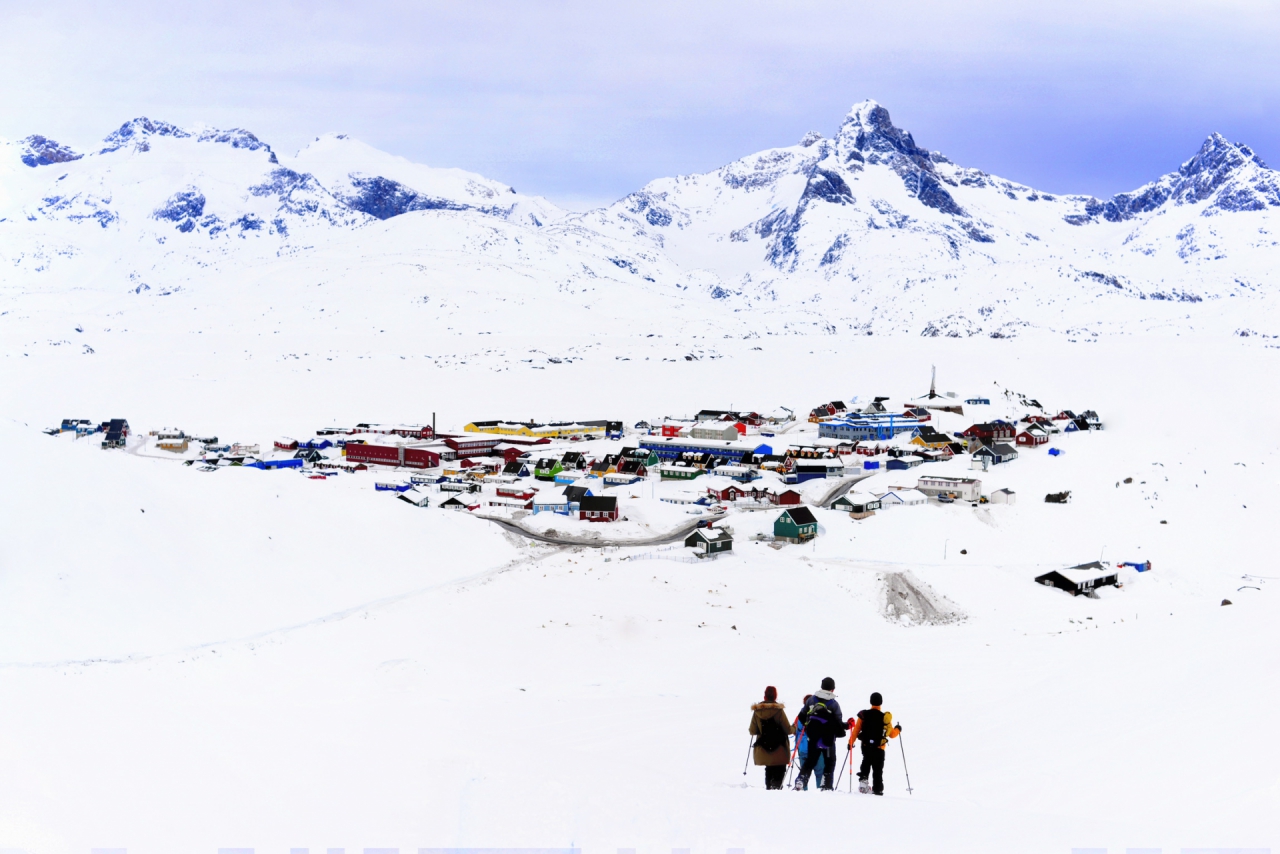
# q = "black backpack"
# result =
<box><xmin>804</xmin><ymin>701</ymin><xmax>837</xmax><ymax>741</ymax></box>
<box><xmin>858</xmin><ymin>708</ymin><xmax>886</xmax><ymax>746</ymax></box>
<box><xmin>756</xmin><ymin>711</ymin><xmax>787</xmax><ymax>752</ymax></box>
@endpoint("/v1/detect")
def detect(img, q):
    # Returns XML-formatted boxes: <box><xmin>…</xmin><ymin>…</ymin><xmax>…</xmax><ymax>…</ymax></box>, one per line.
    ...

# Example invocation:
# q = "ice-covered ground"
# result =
<box><xmin>1</xmin><ymin>334</ymin><xmax>1277</xmax><ymax>854</ymax></box>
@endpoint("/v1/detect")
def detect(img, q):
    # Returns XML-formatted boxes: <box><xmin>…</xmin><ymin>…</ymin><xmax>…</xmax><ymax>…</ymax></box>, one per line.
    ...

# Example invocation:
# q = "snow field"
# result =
<box><xmin>1</xmin><ymin>335</ymin><xmax>1278</xmax><ymax>852</ymax></box>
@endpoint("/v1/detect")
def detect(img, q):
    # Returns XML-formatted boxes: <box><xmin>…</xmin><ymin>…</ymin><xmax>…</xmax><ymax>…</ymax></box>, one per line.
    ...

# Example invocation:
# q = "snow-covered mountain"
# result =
<box><xmin>579</xmin><ymin>101</ymin><xmax>1280</xmax><ymax>337</ymax></box>
<box><xmin>2</xmin><ymin>102</ymin><xmax>1278</xmax><ymax>342</ymax></box>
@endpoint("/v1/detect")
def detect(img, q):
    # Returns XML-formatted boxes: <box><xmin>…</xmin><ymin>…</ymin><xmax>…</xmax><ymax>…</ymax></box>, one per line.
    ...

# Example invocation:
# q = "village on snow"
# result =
<box><xmin>49</xmin><ymin>374</ymin><xmax>1144</xmax><ymax>598</ymax></box>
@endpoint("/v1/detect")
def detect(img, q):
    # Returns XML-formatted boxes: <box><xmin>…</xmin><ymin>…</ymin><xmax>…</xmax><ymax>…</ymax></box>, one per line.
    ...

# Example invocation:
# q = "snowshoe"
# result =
<box><xmin>858</xmin><ymin>777</ymin><xmax>871</xmax><ymax>794</ymax></box>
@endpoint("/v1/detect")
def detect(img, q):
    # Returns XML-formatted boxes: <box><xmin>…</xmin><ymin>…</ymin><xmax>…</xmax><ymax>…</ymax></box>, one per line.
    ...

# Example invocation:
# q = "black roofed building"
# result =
<box><xmin>578</xmin><ymin>495</ymin><xmax>618</xmax><ymax>522</ymax></box>
<box><xmin>685</xmin><ymin>526</ymin><xmax>733</xmax><ymax>556</ymax></box>
<box><xmin>1035</xmin><ymin>562</ymin><xmax>1119</xmax><ymax>597</ymax></box>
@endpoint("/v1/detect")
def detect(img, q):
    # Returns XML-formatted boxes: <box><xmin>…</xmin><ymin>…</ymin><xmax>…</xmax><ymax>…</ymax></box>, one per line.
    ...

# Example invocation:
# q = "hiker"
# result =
<box><xmin>748</xmin><ymin>686</ymin><xmax>795</xmax><ymax>789</ymax></box>
<box><xmin>792</xmin><ymin>695</ymin><xmax>825</xmax><ymax>790</ymax></box>
<box><xmin>848</xmin><ymin>691</ymin><xmax>901</xmax><ymax>795</ymax></box>
<box><xmin>793</xmin><ymin>677</ymin><xmax>846</xmax><ymax>790</ymax></box>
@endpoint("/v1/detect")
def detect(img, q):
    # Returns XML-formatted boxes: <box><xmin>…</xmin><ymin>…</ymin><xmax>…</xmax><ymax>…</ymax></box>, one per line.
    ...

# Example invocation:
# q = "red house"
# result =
<box><xmin>579</xmin><ymin>496</ymin><xmax>618</xmax><ymax>522</ymax></box>
<box><xmin>962</xmin><ymin>422</ymin><xmax>1016</xmax><ymax>442</ymax></box>
<box><xmin>777</xmin><ymin>489</ymin><xmax>802</xmax><ymax>506</ymax></box>
<box><xmin>1016</xmin><ymin>430</ymin><xmax>1048</xmax><ymax>447</ymax></box>
<box><xmin>344</xmin><ymin>443</ymin><xmax>441</xmax><ymax>469</ymax></box>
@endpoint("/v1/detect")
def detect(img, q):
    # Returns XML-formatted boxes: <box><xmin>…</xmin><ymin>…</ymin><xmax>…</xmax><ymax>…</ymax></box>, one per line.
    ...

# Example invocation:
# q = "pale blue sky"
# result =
<box><xmin>2</xmin><ymin>0</ymin><xmax>1277</xmax><ymax>209</ymax></box>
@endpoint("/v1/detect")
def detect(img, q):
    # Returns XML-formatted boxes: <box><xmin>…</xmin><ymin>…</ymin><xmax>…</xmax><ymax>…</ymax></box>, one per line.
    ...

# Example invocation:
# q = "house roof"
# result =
<box><xmin>579</xmin><ymin>496</ymin><xmax>617</xmax><ymax>512</ymax></box>
<box><xmin>690</xmin><ymin>527</ymin><xmax>733</xmax><ymax>544</ymax></box>
<box><xmin>781</xmin><ymin>506</ymin><xmax>817</xmax><ymax>525</ymax></box>
<box><xmin>1039</xmin><ymin>563</ymin><xmax>1117</xmax><ymax>584</ymax></box>
<box><xmin>992</xmin><ymin>443</ymin><xmax>1018</xmax><ymax>455</ymax></box>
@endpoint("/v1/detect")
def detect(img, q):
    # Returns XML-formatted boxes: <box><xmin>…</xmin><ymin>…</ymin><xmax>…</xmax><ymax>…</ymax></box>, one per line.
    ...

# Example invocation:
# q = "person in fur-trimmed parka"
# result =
<box><xmin>748</xmin><ymin>685</ymin><xmax>795</xmax><ymax>789</ymax></box>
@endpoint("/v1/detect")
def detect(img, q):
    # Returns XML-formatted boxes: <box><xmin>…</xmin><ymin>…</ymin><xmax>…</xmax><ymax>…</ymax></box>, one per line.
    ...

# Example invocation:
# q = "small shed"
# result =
<box><xmin>1035</xmin><ymin>562</ymin><xmax>1119</xmax><ymax>596</ymax></box>
<box><xmin>777</xmin><ymin>489</ymin><xmax>802</xmax><ymax>506</ymax></box>
<box><xmin>774</xmin><ymin>506</ymin><xmax>818</xmax><ymax>543</ymax></box>
<box><xmin>989</xmin><ymin>488</ymin><xmax>1016</xmax><ymax>505</ymax></box>
<box><xmin>685</xmin><ymin>526</ymin><xmax>733</xmax><ymax>555</ymax></box>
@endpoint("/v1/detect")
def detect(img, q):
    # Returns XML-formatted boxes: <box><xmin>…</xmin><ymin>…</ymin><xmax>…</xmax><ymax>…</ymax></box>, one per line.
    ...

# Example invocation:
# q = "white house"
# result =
<box><xmin>877</xmin><ymin>488</ymin><xmax>929</xmax><ymax>508</ymax></box>
<box><xmin>916</xmin><ymin>475</ymin><xmax>982</xmax><ymax>501</ymax></box>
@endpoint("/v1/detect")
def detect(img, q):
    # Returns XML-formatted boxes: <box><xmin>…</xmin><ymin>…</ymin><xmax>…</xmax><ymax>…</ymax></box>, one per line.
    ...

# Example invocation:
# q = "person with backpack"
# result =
<box><xmin>847</xmin><ymin>691</ymin><xmax>901</xmax><ymax>795</ymax></box>
<box><xmin>792</xmin><ymin>695</ymin><xmax>825</xmax><ymax>791</ymax></box>
<box><xmin>792</xmin><ymin>677</ymin><xmax>846</xmax><ymax>791</ymax></box>
<box><xmin>748</xmin><ymin>685</ymin><xmax>795</xmax><ymax>789</ymax></box>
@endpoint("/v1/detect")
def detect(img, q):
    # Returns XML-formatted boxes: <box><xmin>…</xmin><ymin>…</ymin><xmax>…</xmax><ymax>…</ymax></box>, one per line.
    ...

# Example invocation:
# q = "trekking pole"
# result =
<box><xmin>834</xmin><ymin>745</ymin><xmax>851</xmax><ymax>790</ymax></box>
<box><xmin>899</xmin><ymin>732</ymin><xmax>914</xmax><ymax>794</ymax></box>
<box><xmin>743</xmin><ymin>737</ymin><xmax>753</xmax><ymax>776</ymax></box>
<box><xmin>785</xmin><ymin>725</ymin><xmax>806</xmax><ymax>788</ymax></box>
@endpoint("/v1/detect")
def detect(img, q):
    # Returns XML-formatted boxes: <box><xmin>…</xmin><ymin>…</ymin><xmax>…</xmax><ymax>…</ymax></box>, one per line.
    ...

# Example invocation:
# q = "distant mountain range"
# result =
<box><xmin>2</xmin><ymin>101</ymin><xmax>1278</xmax><ymax>340</ymax></box>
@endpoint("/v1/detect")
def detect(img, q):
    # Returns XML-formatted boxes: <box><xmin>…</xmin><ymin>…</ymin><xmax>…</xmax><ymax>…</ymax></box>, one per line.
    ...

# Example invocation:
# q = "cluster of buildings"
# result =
<box><xmin>60</xmin><ymin>393</ymin><xmax>1106</xmax><ymax>562</ymax></box>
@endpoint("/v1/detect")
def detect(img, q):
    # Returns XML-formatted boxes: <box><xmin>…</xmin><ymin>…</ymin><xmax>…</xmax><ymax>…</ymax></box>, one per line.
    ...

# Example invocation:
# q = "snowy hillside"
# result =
<box><xmin>3</xmin><ymin>103</ymin><xmax>1280</xmax><ymax>345</ymax></box>
<box><xmin>2</xmin><ymin>105</ymin><xmax>1279</xmax><ymax>854</ymax></box>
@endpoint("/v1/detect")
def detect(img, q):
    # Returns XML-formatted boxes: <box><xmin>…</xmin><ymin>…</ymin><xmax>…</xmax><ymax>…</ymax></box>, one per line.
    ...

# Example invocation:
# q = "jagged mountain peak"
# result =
<box><xmin>1181</xmin><ymin>132</ymin><xmax>1267</xmax><ymax>178</ymax></box>
<box><xmin>100</xmin><ymin>117</ymin><xmax>191</xmax><ymax>153</ymax></box>
<box><xmin>97</xmin><ymin>118</ymin><xmax>279</xmax><ymax>162</ymax></box>
<box><xmin>835</xmin><ymin>100</ymin><xmax>929</xmax><ymax>164</ymax></box>
<box><xmin>19</xmin><ymin>135</ymin><xmax>83</xmax><ymax>168</ymax></box>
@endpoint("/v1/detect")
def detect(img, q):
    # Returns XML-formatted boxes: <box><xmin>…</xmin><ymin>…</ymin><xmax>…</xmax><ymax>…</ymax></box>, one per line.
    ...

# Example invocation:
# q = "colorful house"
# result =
<box><xmin>659</xmin><ymin>463</ymin><xmax>705</xmax><ymax>481</ymax></box>
<box><xmin>685</xmin><ymin>526</ymin><xmax>734</xmax><ymax>556</ymax></box>
<box><xmin>579</xmin><ymin>496</ymin><xmax>619</xmax><ymax>522</ymax></box>
<box><xmin>774</xmin><ymin>506</ymin><xmax>818</xmax><ymax>543</ymax></box>
<box><xmin>1016</xmin><ymin>429</ymin><xmax>1048</xmax><ymax>447</ymax></box>
<box><xmin>534</xmin><ymin>458</ymin><xmax>564</xmax><ymax>480</ymax></box>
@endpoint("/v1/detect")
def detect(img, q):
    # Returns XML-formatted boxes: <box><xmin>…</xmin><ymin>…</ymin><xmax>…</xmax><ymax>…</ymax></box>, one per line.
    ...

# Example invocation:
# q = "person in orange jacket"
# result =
<box><xmin>846</xmin><ymin>692</ymin><xmax>900</xmax><ymax>795</ymax></box>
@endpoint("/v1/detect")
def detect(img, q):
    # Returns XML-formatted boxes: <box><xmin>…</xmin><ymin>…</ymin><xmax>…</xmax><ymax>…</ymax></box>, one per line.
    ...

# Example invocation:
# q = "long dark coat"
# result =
<box><xmin>748</xmin><ymin>702</ymin><xmax>795</xmax><ymax>766</ymax></box>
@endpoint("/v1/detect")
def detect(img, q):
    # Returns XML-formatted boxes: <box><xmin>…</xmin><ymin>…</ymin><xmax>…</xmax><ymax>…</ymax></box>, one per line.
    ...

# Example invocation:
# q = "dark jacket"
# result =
<box><xmin>797</xmin><ymin>690</ymin><xmax>847</xmax><ymax>750</ymax></box>
<box><xmin>748</xmin><ymin>702</ymin><xmax>795</xmax><ymax>766</ymax></box>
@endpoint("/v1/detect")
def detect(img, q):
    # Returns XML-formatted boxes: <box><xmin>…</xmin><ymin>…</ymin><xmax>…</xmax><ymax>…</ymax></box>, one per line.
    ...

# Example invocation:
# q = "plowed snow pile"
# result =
<box><xmin>881</xmin><ymin>571</ymin><xmax>967</xmax><ymax>626</ymax></box>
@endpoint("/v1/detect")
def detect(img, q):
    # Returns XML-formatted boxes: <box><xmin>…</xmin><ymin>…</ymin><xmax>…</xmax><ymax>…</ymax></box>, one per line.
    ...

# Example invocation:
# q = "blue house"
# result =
<box><xmin>965</xmin><ymin>397</ymin><xmax>990</xmax><ymax>405</ymax></box>
<box><xmin>246</xmin><ymin>458</ymin><xmax>305</xmax><ymax>470</ymax></box>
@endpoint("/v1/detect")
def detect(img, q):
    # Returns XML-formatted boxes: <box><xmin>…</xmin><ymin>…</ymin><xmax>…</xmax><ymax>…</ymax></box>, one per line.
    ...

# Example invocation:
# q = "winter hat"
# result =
<box><xmin>764</xmin><ymin>686</ymin><xmax>778</xmax><ymax>703</ymax></box>
<box><xmin>821</xmin><ymin>677</ymin><xmax>836</xmax><ymax>691</ymax></box>
<box><xmin>870</xmin><ymin>692</ymin><xmax>883</xmax><ymax>706</ymax></box>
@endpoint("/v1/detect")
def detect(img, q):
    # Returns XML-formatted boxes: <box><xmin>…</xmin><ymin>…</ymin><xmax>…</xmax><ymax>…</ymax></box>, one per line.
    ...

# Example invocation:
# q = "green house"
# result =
<box><xmin>534</xmin><ymin>458</ymin><xmax>563</xmax><ymax>481</ymax></box>
<box><xmin>774</xmin><ymin>506</ymin><xmax>818</xmax><ymax>543</ymax></box>
<box><xmin>685</xmin><ymin>527</ymin><xmax>733</xmax><ymax>556</ymax></box>
<box><xmin>659</xmin><ymin>463</ymin><xmax>705</xmax><ymax>481</ymax></box>
<box><xmin>620</xmin><ymin>446</ymin><xmax>660</xmax><ymax>467</ymax></box>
